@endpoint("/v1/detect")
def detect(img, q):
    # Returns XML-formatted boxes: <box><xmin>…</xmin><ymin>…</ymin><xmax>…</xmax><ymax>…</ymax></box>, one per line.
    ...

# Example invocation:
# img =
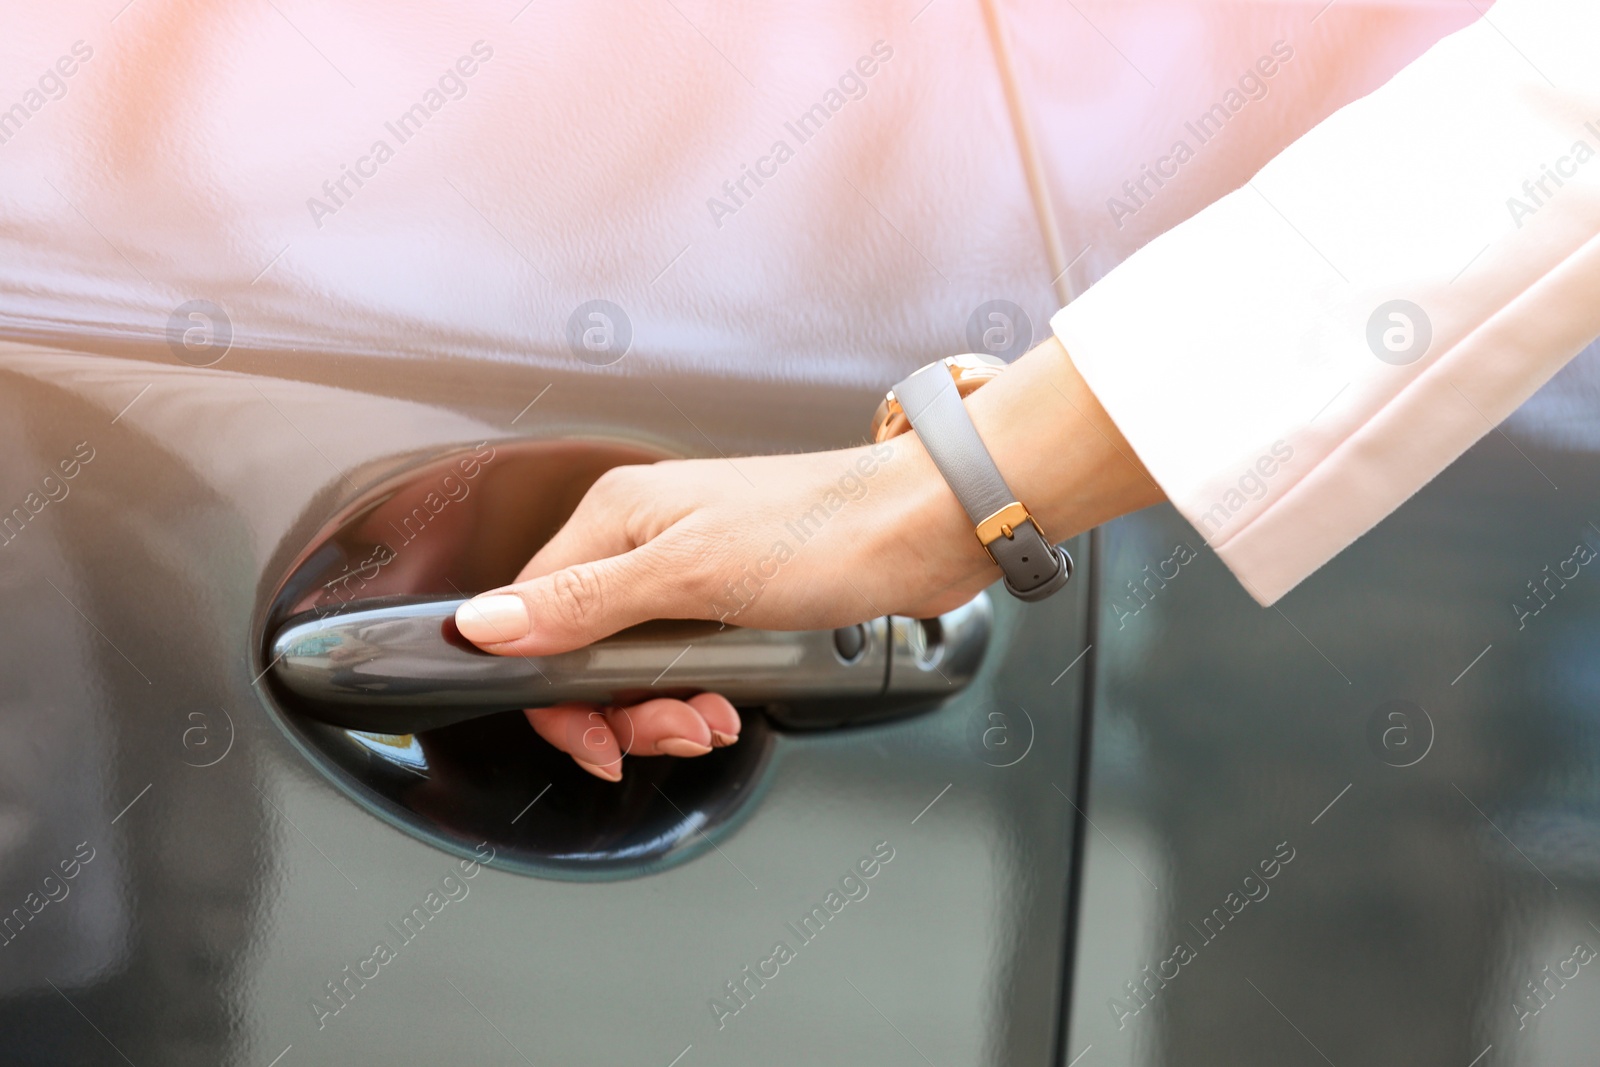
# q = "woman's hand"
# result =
<box><xmin>455</xmin><ymin>337</ymin><xmax>1163</xmax><ymax>780</ymax></box>
<box><xmin>453</xmin><ymin>439</ymin><xmax>991</xmax><ymax>780</ymax></box>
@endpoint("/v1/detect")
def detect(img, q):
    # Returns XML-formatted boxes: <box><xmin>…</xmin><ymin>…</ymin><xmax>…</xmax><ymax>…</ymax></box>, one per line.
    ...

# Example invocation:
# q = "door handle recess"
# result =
<box><xmin>267</xmin><ymin>593</ymin><xmax>992</xmax><ymax>734</ymax></box>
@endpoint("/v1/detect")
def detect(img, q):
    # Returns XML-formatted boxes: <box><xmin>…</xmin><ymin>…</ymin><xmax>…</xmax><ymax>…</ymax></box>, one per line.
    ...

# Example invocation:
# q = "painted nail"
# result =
<box><xmin>456</xmin><ymin>595</ymin><xmax>529</xmax><ymax>644</ymax></box>
<box><xmin>710</xmin><ymin>731</ymin><xmax>739</xmax><ymax>748</ymax></box>
<box><xmin>657</xmin><ymin>738</ymin><xmax>713</xmax><ymax>758</ymax></box>
<box><xmin>578</xmin><ymin>759</ymin><xmax>622</xmax><ymax>782</ymax></box>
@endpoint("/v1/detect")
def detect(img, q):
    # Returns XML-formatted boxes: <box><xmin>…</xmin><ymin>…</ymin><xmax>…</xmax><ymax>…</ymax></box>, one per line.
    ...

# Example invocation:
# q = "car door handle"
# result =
<box><xmin>267</xmin><ymin>592</ymin><xmax>992</xmax><ymax>734</ymax></box>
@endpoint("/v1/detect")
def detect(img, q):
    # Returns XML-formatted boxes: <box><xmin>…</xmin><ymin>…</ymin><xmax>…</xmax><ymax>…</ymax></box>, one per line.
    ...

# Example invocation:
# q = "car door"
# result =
<box><xmin>0</xmin><ymin>3</ymin><xmax>1090</xmax><ymax>1065</ymax></box>
<box><xmin>2</xmin><ymin>2</ymin><xmax>1541</xmax><ymax>1065</ymax></box>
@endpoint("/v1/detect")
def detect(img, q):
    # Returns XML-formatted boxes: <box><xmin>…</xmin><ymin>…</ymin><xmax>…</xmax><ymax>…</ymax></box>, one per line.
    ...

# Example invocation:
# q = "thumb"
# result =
<box><xmin>454</xmin><ymin>547</ymin><xmax>694</xmax><ymax>656</ymax></box>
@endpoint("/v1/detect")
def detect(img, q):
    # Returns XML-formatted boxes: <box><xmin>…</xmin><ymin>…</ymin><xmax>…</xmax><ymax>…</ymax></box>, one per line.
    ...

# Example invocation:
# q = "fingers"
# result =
<box><xmin>456</xmin><ymin>543</ymin><xmax>700</xmax><ymax>656</ymax></box>
<box><xmin>525</xmin><ymin>693</ymin><xmax>742</xmax><ymax>782</ymax></box>
<box><xmin>515</xmin><ymin>482</ymin><xmax>640</xmax><ymax>584</ymax></box>
<box><xmin>526</xmin><ymin>704</ymin><xmax>623</xmax><ymax>781</ymax></box>
<box><xmin>515</xmin><ymin>464</ymin><xmax>680</xmax><ymax>584</ymax></box>
<box><xmin>606</xmin><ymin>693</ymin><xmax>741</xmax><ymax>756</ymax></box>
<box><xmin>684</xmin><ymin>692</ymin><xmax>741</xmax><ymax>748</ymax></box>
<box><xmin>604</xmin><ymin>698</ymin><xmax>708</xmax><ymax>756</ymax></box>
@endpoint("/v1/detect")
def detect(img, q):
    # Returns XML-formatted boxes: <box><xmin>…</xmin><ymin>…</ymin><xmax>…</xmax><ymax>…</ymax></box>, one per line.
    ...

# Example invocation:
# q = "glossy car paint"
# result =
<box><xmin>0</xmin><ymin>341</ymin><xmax>1089</xmax><ymax>1066</ymax></box>
<box><xmin>0</xmin><ymin>0</ymin><xmax>1096</xmax><ymax>1052</ymax></box>
<box><xmin>0</xmin><ymin>2</ymin><xmax>1572</xmax><ymax>1066</ymax></box>
<box><xmin>1067</xmin><ymin>344</ymin><xmax>1600</xmax><ymax>1065</ymax></box>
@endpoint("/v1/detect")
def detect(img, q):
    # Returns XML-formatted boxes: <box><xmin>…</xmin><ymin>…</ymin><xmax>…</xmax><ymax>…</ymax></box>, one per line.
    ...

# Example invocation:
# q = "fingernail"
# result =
<box><xmin>578</xmin><ymin>759</ymin><xmax>622</xmax><ymax>782</ymax></box>
<box><xmin>711</xmin><ymin>731</ymin><xmax>739</xmax><ymax>748</ymax></box>
<box><xmin>457</xmin><ymin>595</ymin><xmax>529</xmax><ymax>644</ymax></box>
<box><xmin>657</xmin><ymin>738</ymin><xmax>713</xmax><ymax>758</ymax></box>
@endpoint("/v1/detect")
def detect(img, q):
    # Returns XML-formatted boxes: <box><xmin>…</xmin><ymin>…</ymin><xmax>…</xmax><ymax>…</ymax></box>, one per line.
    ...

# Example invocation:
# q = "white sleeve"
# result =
<box><xmin>1051</xmin><ymin>0</ymin><xmax>1600</xmax><ymax>604</ymax></box>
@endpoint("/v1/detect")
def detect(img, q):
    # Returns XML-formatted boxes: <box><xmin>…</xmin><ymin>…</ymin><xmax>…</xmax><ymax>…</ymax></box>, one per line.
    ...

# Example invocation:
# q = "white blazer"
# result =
<box><xmin>1052</xmin><ymin>0</ymin><xmax>1599</xmax><ymax>603</ymax></box>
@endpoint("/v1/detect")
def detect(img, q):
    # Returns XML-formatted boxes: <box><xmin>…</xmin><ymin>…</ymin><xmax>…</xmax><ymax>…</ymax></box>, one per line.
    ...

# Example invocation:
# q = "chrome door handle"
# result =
<box><xmin>267</xmin><ymin>593</ymin><xmax>992</xmax><ymax>733</ymax></box>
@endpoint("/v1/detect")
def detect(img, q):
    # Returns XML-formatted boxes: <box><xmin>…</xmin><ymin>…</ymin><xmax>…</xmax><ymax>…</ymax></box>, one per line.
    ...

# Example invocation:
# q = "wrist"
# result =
<box><xmin>964</xmin><ymin>334</ymin><xmax>1163</xmax><ymax>542</ymax></box>
<box><xmin>874</xmin><ymin>432</ymin><xmax>998</xmax><ymax>595</ymax></box>
<box><xmin>869</xmin><ymin>333</ymin><xmax>1163</xmax><ymax>606</ymax></box>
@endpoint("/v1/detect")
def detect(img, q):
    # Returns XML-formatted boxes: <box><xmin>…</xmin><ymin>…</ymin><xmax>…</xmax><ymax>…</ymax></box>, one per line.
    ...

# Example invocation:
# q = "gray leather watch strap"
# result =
<box><xmin>894</xmin><ymin>360</ymin><xmax>1071</xmax><ymax>601</ymax></box>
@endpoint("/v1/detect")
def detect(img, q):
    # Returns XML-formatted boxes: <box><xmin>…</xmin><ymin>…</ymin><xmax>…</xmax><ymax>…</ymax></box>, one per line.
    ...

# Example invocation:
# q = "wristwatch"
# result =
<box><xmin>871</xmin><ymin>355</ymin><xmax>1072</xmax><ymax>602</ymax></box>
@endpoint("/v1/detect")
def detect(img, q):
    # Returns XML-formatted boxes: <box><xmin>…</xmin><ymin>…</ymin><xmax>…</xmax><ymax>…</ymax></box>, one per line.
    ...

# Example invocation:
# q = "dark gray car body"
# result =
<box><xmin>2</xmin><ymin>2</ymin><xmax>1593</xmax><ymax>1065</ymax></box>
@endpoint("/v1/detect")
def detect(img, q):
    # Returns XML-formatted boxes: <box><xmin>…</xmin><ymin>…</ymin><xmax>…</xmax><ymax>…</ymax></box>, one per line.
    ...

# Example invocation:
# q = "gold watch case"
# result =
<box><xmin>870</xmin><ymin>353</ymin><xmax>1007</xmax><ymax>443</ymax></box>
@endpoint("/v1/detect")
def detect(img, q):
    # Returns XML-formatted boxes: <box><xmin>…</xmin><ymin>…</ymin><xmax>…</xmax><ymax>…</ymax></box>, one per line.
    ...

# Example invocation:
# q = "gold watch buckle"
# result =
<box><xmin>975</xmin><ymin>501</ymin><xmax>1040</xmax><ymax>558</ymax></box>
